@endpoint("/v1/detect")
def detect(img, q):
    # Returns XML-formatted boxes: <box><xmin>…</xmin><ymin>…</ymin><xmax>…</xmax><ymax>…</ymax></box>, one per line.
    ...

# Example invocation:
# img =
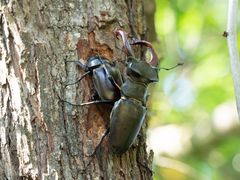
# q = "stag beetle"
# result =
<box><xmin>109</xmin><ymin>35</ymin><xmax>182</xmax><ymax>154</ymax></box>
<box><xmin>62</xmin><ymin>56</ymin><xmax>123</xmax><ymax>106</ymax></box>
<box><xmin>109</xmin><ymin>32</ymin><xmax>160</xmax><ymax>154</ymax></box>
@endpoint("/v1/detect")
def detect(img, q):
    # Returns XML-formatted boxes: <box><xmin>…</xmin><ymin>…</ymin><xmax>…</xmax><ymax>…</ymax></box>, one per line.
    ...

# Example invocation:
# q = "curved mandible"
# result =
<box><xmin>114</xmin><ymin>29</ymin><xmax>135</xmax><ymax>57</ymax></box>
<box><xmin>130</xmin><ymin>38</ymin><xmax>159</xmax><ymax>67</ymax></box>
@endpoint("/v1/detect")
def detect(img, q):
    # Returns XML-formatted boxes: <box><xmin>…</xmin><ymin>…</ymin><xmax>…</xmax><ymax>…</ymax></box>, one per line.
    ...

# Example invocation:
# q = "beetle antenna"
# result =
<box><xmin>158</xmin><ymin>63</ymin><xmax>184</xmax><ymax>71</ymax></box>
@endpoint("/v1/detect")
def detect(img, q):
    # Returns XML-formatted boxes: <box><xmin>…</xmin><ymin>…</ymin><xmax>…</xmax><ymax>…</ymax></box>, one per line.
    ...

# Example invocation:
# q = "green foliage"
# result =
<box><xmin>149</xmin><ymin>0</ymin><xmax>240</xmax><ymax>179</ymax></box>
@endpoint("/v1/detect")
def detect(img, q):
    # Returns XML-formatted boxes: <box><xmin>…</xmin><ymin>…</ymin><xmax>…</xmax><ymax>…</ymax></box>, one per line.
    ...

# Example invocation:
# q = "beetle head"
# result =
<box><xmin>126</xmin><ymin>57</ymin><xmax>159</xmax><ymax>84</ymax></box>
<box><xmin>87</xmin><ymin>56</ymin><xmax>107</xmax><ymax>70</ymax></box>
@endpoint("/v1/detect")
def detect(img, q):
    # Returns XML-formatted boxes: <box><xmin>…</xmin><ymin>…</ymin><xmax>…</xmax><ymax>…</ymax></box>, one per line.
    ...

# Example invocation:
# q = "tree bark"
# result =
<box><xmin>0</xmin><ymin>0</ymin><xmax>153</xmax><ymax>179</ymax></box>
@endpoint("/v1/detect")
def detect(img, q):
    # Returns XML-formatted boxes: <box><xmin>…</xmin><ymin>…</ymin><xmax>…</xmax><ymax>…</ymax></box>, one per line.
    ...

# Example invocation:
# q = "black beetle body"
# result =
<box><xmin>109</xmin><ymin>57</ymin><xmax>159</xmax><ymax>154</ymax></box>
<box><xmin>74</xmin><ymin>56</ymin><xmax>123</xmax><ymax>101</ymax></box>
<box><xmin>109</xmin><ymin>98</ymin><xmax>147</xmax><ymax>154</ymax></box>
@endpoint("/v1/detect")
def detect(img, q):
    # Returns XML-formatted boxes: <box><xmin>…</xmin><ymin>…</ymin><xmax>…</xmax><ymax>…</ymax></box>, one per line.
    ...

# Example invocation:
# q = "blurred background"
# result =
<box><xmin>146</xmin><ymin>0</ymin><xmax>240</xmax><ymax>179</ymax></box>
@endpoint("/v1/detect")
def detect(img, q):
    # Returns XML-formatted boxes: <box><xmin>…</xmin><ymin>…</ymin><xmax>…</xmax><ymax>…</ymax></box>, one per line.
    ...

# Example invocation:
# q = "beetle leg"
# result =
<box><xmin>104</xmin><ymin>65</ymin><xmax>122</xmax><ymax>90</ymax></box>
<box><xmin>77</xmin><ymin>100</ymin><xmax>114</xmax><ymax>106</ymax></box>
<box><xmin>64</xmin><ymin>71</ymin><xmax>91</xmax><ymax>86</ymax></box>
<box><xmin>112</xmin><ymin>63</ymin><xmax>124</xmax><ymax>88</ymax></box>
<box><xmin>110</xmin><ymin>78</ymin><xmax>121</xmax><ymax>90</ymax></box>
<box><xmin>57</xmin><ymin>93</ymin><xmax>114</xmax><ymax>106</ymax></box>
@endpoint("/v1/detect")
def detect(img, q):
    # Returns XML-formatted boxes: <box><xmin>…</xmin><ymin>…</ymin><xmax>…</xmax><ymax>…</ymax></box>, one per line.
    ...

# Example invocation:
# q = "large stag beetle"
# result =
<box><xmin>109</xmin><ymin>30</ymin><xmax>160</xmax><ymax>154</ymax></box>
<box><xmin>109</xmin><ymin>30</ymin><xmax>182</xmax><ymax>154</ymax></box>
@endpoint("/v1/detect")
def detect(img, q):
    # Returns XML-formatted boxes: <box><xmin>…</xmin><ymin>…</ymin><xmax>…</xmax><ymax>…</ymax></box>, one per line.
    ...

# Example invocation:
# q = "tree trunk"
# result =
<box><xmin>0</xmin><ymin>0</ymin><xmax>153</xmax><ymax>179</ymax></box>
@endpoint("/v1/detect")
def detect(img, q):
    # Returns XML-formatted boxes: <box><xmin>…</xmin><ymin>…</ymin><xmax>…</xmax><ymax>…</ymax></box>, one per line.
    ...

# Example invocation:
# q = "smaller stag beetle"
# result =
<box><xmin>62</xmin><ymin>56</ymin><xmax>123</xmax><ymax>106</ymax></box>
<box><xmin>61</xmin><ymin>30</ymin><xmax>136</xmax><ymax>106</ymax></box>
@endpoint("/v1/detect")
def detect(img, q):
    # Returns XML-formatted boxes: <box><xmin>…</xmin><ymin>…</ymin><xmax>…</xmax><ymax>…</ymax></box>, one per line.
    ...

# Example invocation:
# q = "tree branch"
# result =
<box><xmin>227</xmin><ymin>0</ymin><xmax>240</xmax><ymax>119</ymax></box>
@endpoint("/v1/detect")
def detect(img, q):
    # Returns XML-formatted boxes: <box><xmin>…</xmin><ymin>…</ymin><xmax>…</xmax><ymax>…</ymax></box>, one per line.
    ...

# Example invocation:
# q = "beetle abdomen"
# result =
<box><xmin>109</xmin><ymin>98</ymin><xmax>147</xmax><ymax>154</ymax></box>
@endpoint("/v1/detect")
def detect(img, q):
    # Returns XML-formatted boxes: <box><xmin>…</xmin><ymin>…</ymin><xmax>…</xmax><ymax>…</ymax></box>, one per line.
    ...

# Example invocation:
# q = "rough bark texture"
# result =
<box><xmin>0</xmin><ymin>0</ymin><xmax>153</xmax><ymax>179</ymax></box>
